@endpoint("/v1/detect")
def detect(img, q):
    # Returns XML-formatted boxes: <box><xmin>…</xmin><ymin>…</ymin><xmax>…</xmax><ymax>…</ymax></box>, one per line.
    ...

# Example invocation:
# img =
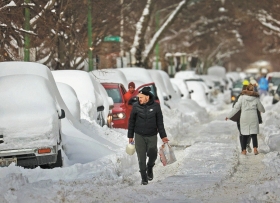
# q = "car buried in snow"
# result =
<box><xmin>0</xmin><ymin>74</ymin><xmax>65</xmax><ymax>168</ymax></box>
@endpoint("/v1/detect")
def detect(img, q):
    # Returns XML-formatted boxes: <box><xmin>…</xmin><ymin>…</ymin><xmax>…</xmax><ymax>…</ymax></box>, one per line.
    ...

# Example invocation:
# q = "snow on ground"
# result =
<box><xmin>1</xmin><ymin>94</ymin><xmax>280</xmax><ymax>203</ymax></box>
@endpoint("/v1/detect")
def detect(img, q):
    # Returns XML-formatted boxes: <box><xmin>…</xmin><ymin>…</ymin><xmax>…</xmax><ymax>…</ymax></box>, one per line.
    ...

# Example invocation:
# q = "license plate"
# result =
<box><xmin>0</xmin><ymin>157</ymin><xmax>17</xmax><ymax>167</ymax></box>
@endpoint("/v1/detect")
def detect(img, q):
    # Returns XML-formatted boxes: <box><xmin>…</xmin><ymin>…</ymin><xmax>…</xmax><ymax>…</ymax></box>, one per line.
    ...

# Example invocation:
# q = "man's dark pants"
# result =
<box><xmin>135</xmin><ymin>133</ymin><xmax>158</xmax><ymax>172</ymax></box>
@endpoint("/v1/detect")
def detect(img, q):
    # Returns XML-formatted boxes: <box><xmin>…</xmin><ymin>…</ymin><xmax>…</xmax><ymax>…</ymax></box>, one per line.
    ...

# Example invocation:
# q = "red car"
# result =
<box><xmin>102</xmin><ymin>82</ymin><xmax>159</xmax><ymax>129</ymax></box>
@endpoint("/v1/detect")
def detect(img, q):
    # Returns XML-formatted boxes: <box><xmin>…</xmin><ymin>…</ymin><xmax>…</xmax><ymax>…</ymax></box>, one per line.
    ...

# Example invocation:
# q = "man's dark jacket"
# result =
<box><xmin>127</xmin><ymin>95</ymin><xmax>167</xmax><ymax>139</ymax></box>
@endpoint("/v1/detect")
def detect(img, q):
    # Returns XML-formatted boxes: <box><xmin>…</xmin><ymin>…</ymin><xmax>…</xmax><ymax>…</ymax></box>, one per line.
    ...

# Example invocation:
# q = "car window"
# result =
<box><xmin>233</xmin><ymin>80</ymin><xmax>243</xmax><ymax>89</ymax></box>
<box><xmin>105</xmin><ymin>88</ymin><xmax>122</xmax><ymax>103</ymax></box>
<box><xmin>271</xmin><ymin>77</ymin><xmax>280</xmax><ymax>86</ymax></box>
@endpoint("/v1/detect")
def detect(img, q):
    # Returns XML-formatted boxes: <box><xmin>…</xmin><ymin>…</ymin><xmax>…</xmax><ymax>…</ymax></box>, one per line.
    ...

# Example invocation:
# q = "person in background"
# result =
<box><xmin>124</xmin><ymin>82</ymin><xmax>136</xmax><ymax>106</ymax></box>
<box><xmin>258</xmin><ymin>74</ymin><xmax>269</xmax><ymax>96</ymax></box>
<box><xmin>127</xmin><ymin>86</ymin><xmax>169</xmax><ymax>185</ymax></box>
<box><xmin>226</xmin><ymin>84</ymin><xmax>265</xmax><ymax>155</ymax></box>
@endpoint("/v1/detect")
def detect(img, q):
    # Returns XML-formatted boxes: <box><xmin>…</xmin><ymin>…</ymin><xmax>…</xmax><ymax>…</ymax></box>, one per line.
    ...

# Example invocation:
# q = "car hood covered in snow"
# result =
<box><xmin>0</xmin><ymin>75</ymin><xmax>60</xmax><ymax>150</ymax></box>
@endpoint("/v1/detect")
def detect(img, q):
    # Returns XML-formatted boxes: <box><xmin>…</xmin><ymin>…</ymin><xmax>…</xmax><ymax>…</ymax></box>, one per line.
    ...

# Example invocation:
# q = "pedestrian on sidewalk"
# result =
<box><xmin>226</xmin><ymin>84</ymin><xmax>265</xmax><ymax>155</ymax></box>
<box><xmin>232</xmin><ymin>80</ymin><xmax>252</xmax><ymax>153</ymax></box>
<box><xmin>127</xmin><ymin>86</ymin><xmax>169</xmax><ymax>185</ymax></box>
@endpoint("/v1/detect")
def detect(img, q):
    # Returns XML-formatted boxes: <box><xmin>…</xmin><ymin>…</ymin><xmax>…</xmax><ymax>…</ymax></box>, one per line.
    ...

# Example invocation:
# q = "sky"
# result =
<box><xmin>1</xmin><ymin>66</ymin><xmax>280</xmax><ymax>202</ymax></box>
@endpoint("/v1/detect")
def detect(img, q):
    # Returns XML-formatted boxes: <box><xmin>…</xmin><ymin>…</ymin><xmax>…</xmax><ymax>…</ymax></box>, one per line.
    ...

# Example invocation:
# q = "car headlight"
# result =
<box><xmin>112</xmin><ymin>112</ymin><xmax>126</xmax><ymax>120</ymax></box>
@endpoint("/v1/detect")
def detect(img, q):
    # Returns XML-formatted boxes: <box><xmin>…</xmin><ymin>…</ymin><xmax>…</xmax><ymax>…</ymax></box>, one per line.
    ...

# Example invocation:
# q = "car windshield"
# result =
<box><xmin>233</xmin><ymin>80</ymin><xmax>243</xmax><ymax>89</ymax></box>
<box><xmin>270</xmin><ymin>77</ymin><xmax>280</xmax><ymax>86</ymax></box>
<box><xmin>105</xmin><ymin>88</ymin><xmax>122</xmax><ymax>103</ymax></box>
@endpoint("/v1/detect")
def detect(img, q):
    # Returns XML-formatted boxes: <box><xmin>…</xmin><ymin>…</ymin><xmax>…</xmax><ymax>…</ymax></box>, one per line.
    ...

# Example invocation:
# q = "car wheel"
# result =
<box><xmin>272</xmin><ymin>99</ymin><xmax>279</xmax><ymax>104</ymax></box>
<box><xmin>51</xmin><ymin>149</ymin><xmax>63</xmax><ymax>168</ymax></box>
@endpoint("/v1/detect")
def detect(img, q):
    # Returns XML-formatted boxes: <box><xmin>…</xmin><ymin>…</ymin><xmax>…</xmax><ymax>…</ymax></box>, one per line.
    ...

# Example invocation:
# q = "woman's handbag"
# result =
<box><xmin>257</xmin><ymin>110</ymin><xmax>262</xmax><ymax>124</ymax></box>
<box><xmin>230</xmin><ymin>109</ymin><xmax>262</xmax><ymax>124</ymax></box>
<box><xmin>230</xmin><ymin>110</ymin><xmax>241</xmax><ymax>122</ymax></box>
<box><xmin>159</xmin><ymin>143</ymin><xmax>176</xmax><ymax>166</ymax></box>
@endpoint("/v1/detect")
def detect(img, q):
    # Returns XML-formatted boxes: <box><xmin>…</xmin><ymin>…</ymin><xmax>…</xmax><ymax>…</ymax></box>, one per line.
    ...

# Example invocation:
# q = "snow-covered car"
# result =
<box><xmin>56</xmin><ymin>82</ymin><xmax>81</xmax><ymax>121</ymax></box>
<box><xmin>158</xmin><ymin>69</ymin><xmax>181</xmax><ymax>104</ymax></box>
<box><xmin>185</xmin><ymin>81</ymin><xmax>209</xmax><ymax>107</ymax></box>
<box><xmin>147</xmin><ymin>69</ymin><xmax>173</xmax><ymax>109</ymax></box>
<box><xmin>0</xmin><ymin>75</ymin><xmax>65</xmax><ymax>168</ymax></box>
<box><xmin>52</xmin><ymin>70</ymin><xmax>106</xmax><ymax>127</ymax></box>
<box><xmin>230</xmin><ymin>79</ymin><xmax>243</xmax><ymax>103</ymax></box>
<box><xmin>174</xmin><ymin>71</ymin><xmax>212</xmax><ymax>102</ymax></box>
<box><xmin>170</xmin><ymin>78</ymin><xmax>192</xmax><ymax>99</ymax></box>
<box><xmin>266</xmin><ymin>72</ymin><xmax>280</xmax><ymax>95</ymax></box>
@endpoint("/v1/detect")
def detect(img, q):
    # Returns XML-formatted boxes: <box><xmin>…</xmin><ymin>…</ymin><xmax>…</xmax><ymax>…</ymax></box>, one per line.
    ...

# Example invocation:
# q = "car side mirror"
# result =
<box><xmin>128</xmin><ymin>96</ymin><xmax>138</xmax><ymax>105</ymax></box>
<box><xmin>59</xmin><ymin>109</ymin><xmax>65</xmax><ymax>119</ymax></box>
<box><xmin>97</xmin><ymin>105</ymin><xmax>104</xmax><ymax>112</ymax></box>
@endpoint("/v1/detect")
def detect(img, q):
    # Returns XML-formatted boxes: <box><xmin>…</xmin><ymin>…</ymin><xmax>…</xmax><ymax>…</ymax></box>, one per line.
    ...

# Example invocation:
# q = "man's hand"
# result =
<box><xmin>225</xmin><ymin>117</ymin><xmax>228</xmax><ymax>121</ymax></box>
<box><xmin>129</xmin><ymin>138</ymin><xmax>134</xmax><ymax>143</ymax></box>
<box><xmin>162</xmin><ymin>137</ymin><xmax>169</xmax><ymax>143</ymax></box>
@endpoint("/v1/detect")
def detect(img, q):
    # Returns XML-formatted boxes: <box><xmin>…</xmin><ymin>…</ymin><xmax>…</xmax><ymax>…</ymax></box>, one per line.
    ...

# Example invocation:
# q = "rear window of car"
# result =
<box><xmin>105</xmin><ymin>88</ymin><xmax>122</xmax><ymax>103</ymax></box>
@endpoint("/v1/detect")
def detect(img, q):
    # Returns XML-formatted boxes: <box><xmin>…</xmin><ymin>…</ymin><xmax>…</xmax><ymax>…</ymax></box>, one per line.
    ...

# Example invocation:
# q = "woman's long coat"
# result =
<box><xmin>228</xmin><ymin>93</ymin><xmax>265</xmax><ymax>135</ymax></box>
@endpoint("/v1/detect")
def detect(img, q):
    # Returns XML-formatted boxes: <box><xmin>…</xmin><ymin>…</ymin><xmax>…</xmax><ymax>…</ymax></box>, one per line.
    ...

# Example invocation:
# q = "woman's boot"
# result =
<box><xmin>140</xmin><ymin>171</ymin><xmax>148</xmax><ymax>185</ymax></box>
<box><xmin>254</xmin><ymin>147</ymin><xmax>259</xmax><ymax>155</ymax></box>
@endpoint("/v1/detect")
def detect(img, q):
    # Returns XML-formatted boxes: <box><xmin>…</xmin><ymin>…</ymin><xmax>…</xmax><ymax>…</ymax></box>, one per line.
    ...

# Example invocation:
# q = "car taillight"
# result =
<box><xmin>38</xmin><ymin>148</ymin><xmax>51</xmax><ymax>154</ymax></box>
<box><xmin>112</xmin><ymin>112</ymin><xmax>126</xmax><ymax>120</ymax></box>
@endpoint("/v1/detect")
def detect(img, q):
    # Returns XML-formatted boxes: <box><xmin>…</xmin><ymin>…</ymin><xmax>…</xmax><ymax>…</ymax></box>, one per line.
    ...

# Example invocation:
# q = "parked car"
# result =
<box><xmin>185</xmin><ymin>81</ymin><xmax>209</xmax><ymax>107</ymax></box>
<box><xmin>0</xmin><ymin>75</ymin><xmax>65</xmax><ymax>168</ymax></box>
<box><xmin>52</xmin><ymin>70</ymin><xmax>106</xmax><ymax>127</ymax></box>
<box><xmin>56</xmin><ymin>82</ymin><xmax>81</xmax><ymax>121</ymax></box>
<box><xmin>0</xmin><ymin>61</ymin><xmax>67</xmax><ymax>168</ymax></box>
<box><xmin>170</xmin><ymin>78</ymin><xmax>192</xmax><ymax>99</ymax></box>
<box><xmin>92</xmin><ymin>69</ymin><xmax>130</xmax><ymax>129</ymax></box>
<box><xmin>266</xmin><ymin>72</ymin><xmax>280</xmax><ymax>95</ymax></box>
<box><xmin>147</xmin><ymin>69</ymin><xmax>173</xmax><ymax>109</ymax></box>
<box><xmin>101</xmin><ymin>83</ymin><xmax>129</xmax><ymax>129</ymax></box>
<box><xmin>272</xmin><ymin>84</ymin><xmax>280</xmax><ymax>104</ymax></box>
<box><xmin>230</xmin><ymin>79</ymin><xmax>243</xmax><ymax>103</ymax></box>
<box><xmin>174</xmin><ymin>71</ymin><xmax>212</xmax><ymax>102</ymax></box>
<box><xmin>118</xmin><ymin>67</ymin><xmax>160</xmax><ymax>104</ymax></box>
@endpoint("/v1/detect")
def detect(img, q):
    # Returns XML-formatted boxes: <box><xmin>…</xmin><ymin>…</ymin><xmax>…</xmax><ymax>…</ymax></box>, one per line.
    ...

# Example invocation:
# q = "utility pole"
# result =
<box><xmin>24</xmin><ymin>0</ymin><xmax>30</xmax><ymax>61</ymax></box>
<box><xmin>120</xmin><ymin>0</ymin><xmax>124</xmax><ymax>67</ymax></box>
<box><xmin>155</xmin><ymin>10</ymin><xmax>160</xmax><ymax>69</ymax></box>
<box><xmin>87</xmin><ymin>0</ymin><xmax>93</xmax><ymax>71</ymax></box>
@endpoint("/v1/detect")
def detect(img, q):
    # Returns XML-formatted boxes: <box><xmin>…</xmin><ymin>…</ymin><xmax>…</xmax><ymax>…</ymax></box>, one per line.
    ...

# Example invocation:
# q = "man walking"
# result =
<box><xmin>128</xmin><ymin>86</ymin><xmax>169</xmax><ymax>185</ymax></box>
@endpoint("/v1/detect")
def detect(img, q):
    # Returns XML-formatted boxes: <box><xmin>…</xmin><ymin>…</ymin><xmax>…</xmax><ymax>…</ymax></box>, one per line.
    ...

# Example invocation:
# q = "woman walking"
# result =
<box><xmin>226</xmin><ymin>84</ymin><xmax>265</xmax><ymax>155</ymax></box>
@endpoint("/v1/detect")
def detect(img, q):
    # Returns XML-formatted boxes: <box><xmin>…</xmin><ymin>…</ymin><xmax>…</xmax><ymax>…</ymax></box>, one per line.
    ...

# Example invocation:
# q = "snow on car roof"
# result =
<box><xmin>52</xmin><ymin>70</ymin><xmax>103</xmax><ymax>106</ymax></box>
<box><xmin>174</xmin><ymin>70</ymin><xmax>200</xmax><ymax>80</ymax></box>
<box><xmin>91</xmin><ymin>69</ymin><xmax>128</xmax><ymax>89</ymax></box>
<box><xmin>207</xmin><ymin>66</ymin><xmax>226</xmax><ymax>78</ymax></box>
<box><xmin>118</xmin><ymin>67</ymin><xmax>154</xmax><ymax>84</ymax></box>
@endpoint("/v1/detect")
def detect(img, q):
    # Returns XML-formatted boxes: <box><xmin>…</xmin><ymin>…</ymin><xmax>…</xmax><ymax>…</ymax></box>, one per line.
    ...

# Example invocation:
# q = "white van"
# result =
<box><xmin>0</xmin><ymin>74</ymin><xmax>64</xmax><ymax>168</ymax></box>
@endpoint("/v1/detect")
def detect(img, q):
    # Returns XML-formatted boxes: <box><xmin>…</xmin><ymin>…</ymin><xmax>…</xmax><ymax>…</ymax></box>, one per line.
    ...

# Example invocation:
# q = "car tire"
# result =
<box><xmin>51</xmin><ymin>149</ymin><xmax>63</xmax><ymax>168</ymax></box>
<box><xmin>272</xmin><ymin>99</ymin><xmax>279</xmax><ymax>104</ymax></box>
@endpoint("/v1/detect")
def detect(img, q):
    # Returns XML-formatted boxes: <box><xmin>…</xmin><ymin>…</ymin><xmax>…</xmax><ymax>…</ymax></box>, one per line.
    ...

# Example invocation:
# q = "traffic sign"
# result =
<box><xmin>104</xmin><ymin>36</ymin><xmax>120</xmax><ymax>42</ymax></box>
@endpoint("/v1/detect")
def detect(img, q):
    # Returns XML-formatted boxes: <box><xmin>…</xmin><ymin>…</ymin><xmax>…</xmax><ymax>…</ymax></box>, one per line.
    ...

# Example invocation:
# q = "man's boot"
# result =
<box><xmin>147</xmin><ymin>165</ymin><xmax>154</xmax><ymax>181</ymax></box>
<box><xmin>140</xmin><ymin>171</ymin><xmax>148</xmax><ymax>185</ymax></box>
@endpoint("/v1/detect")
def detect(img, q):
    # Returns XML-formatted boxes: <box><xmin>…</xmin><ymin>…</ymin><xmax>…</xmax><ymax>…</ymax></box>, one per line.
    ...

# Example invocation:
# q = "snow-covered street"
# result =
<box><xmin>1</xmin><ymin>94</ymin><xmax>280</xmax><ymax>203</ymax></box>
